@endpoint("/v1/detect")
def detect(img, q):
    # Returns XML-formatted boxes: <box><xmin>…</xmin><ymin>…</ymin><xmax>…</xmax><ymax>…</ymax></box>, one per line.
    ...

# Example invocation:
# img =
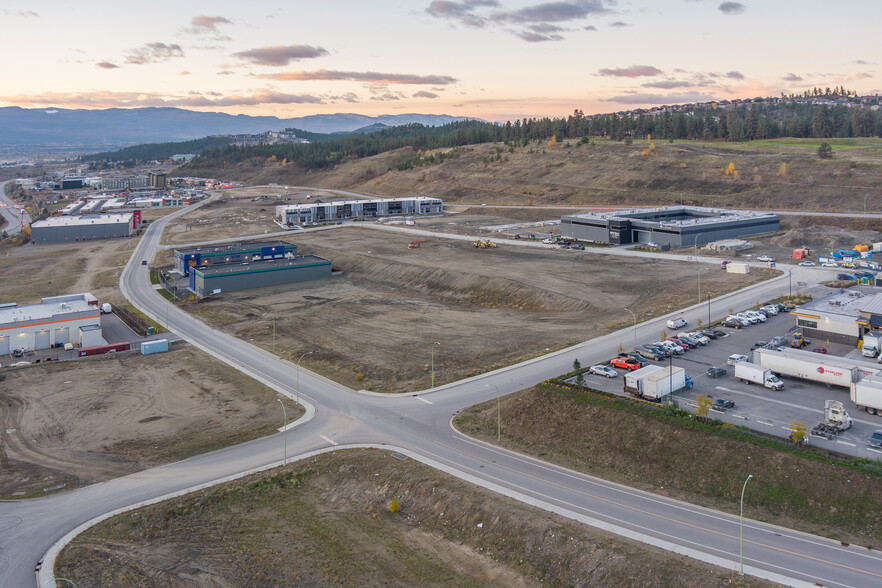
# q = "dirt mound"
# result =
<box><xmin>771</xmin><ymin>226</ymin><xmax>882</xmax><ymax>249</ymax></box>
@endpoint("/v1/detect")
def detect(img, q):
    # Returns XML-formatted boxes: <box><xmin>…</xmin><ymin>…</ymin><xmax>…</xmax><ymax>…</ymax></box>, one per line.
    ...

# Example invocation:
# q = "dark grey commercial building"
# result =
<box><xmin>175</xmin><ymin>241</ymin><xmax>297</xmax><ymax>274</ymax></box>
<box><xmin>189</xmin><ymin>255</ymin><xmax>332</xmax><ymax>296</ymax></box>
<box><xmin>561</xmin><ymin>206</ymin><xmax>780</xmax><ymax>247</ymax></box>
<box><xmin>30</xmin><ymin>213</ymin><xmax>137</xmax><ymax>244</ymax></box>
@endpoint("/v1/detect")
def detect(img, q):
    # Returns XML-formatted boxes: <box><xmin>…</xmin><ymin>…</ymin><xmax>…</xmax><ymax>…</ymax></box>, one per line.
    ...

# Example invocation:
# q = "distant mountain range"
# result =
<box><xmin>0</xmin><ymin>106</ymin><xmax>478</xmax><ymax>148</ymax></box>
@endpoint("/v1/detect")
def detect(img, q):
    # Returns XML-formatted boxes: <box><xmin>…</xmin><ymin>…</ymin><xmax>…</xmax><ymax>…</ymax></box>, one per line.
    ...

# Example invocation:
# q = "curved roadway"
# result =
<box><xmin>0</xmin><ymin>200</ymin><xmax>879</xmax><ymax>587</ymax></box>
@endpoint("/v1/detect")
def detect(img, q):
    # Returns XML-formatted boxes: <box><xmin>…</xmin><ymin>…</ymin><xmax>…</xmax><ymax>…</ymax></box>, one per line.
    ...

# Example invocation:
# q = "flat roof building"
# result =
<box><xmin>189</xmin><ymin>255</ymin><xmax>331</xmax><ymax>296</ymax></box>
<box><xmin>31</xmin><ymin>213</ymin><xmax>139</xmax><ymax>244</ymax></box>
<box><xmin>174</xmin><ymin>241</ymin><xmax>297</xmax><ymax>274</ymax></box>
<box><xmin>791</xmin><ymin>288</ymin><xmax>882</xmax><ymax>346</ymax></box>
<box><xmin>561</xmin><ymin>206</ymin><xmax>780</xmax><ymax>247</ymax></box>
<box><xmin>0</xmin><ymin>293</ymin><xmax>103</xmax><ymax>354</ymax></box>
<box><xmin>275</xmin><ymin>196</ymin><xmax>443</xmax><ymax>226</ymax></box>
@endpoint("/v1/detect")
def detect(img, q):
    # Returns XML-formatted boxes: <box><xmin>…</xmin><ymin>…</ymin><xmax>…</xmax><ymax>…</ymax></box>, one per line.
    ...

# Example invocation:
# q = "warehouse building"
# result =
<box><xmin>560</xmin><ymin>206</ymin><xmax>779</xmax><ymax>247</ymax></box>
<box><xmin>275</xmin><ymin>196</ymin><xmax>443</xmax><ymax>226</ymax></box>
<box><xmin>0</xmin><ymin>293</ymin><xmax>104</xmax><ymax>354</ymax></box>
<box><xmin>790</xmin><ymin>288</ymin><xmax>882</xmax><ymax>346</ymax></box>
<box><xmin>188</xmin><ymin>255</ymin><xmax>331</xmax><ymax>296</ymax></box>
<box><xmin>174</xmin><ymin>241</ymin><xmax>297</xmax><ymax>274</ymax></box>
<box><xmin>30</xmin><ymin>212</ymin><xmax>141</xmax><ymax>244</ymax></box>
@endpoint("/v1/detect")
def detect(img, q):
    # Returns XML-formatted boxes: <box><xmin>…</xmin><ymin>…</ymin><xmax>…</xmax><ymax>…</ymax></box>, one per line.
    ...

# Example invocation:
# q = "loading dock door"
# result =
<box><xmin>634</xmin><ymin>230</ymin><xmax>652</xmax><ymax>244</ymax></box>
<box><xmin>54</xmin><ymin>327</ymin><xmax>70</xmax><ymax>345</ymax></box>
<box><xmin>35</xmin><ymin>329</ymin><xmax>50</xmax><ymax>350</ymax></box>
<box><xmin>0</xmin><ymin>335</ymin><xmax>8</xmax><ymax>355</ymax></box>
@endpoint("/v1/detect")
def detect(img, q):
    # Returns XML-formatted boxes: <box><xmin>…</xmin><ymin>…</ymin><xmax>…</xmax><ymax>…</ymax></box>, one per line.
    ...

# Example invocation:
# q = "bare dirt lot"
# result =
<box><xmin>56</xmin><ymin>449</ymin><xmax>772</xmax><ymax>587</ymax></box>
<box><xmin>0</xmin><ymin>344</ymin><xmax>295</xmax><ymax>498</ymax></box>
<box><xmin>182</xmin><ymin>227</ymin><xmax>771</xmax><ymax>392</ymax></box>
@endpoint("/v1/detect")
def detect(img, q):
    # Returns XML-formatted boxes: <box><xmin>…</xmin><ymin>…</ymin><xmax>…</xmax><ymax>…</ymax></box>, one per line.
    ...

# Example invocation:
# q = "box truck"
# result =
<box><xmin>851</xmin><ymin>375</ymin><xmax>882</xmax><ymax>415</ymax></box>
<box><xmin>734</xmin><ymin>362</ymin><xmax>784</xmax><ymax>390</ymax></box>
<box><xmin>863</xmin><ymin>331</ymin><xmax>882</xmax><ymax>358</ymax></box>
<box><xmin>623</xmin><ymin>366</ymin><xmax>689</xmax><ymax>401</ymax></box>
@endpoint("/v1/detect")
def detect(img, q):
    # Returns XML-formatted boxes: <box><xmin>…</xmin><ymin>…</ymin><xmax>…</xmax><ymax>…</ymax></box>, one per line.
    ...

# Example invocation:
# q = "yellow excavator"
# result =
<box><xmin>473</xmin><ymin>239</ymin><xmax>498</xmax><ymax>248</ymax></box>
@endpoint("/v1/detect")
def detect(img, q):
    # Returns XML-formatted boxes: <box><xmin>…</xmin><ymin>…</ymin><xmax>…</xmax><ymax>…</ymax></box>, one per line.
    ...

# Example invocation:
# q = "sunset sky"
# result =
<box><xmin>1</xmin><ymin>1</ymin><xmax>879</xmax><ymax>122</ymax></box>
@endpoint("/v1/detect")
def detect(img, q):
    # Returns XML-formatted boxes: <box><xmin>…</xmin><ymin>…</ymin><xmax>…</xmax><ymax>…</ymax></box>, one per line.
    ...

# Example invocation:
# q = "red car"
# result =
<box><xmin>610</xmin><ymin>357</ymin><xmax>641</xmax><ymax>371</ymax></box>
<box><xmin>812</xmin><ymin>348</ymin><xmax>828</xmax><ymax>354</ymax></box>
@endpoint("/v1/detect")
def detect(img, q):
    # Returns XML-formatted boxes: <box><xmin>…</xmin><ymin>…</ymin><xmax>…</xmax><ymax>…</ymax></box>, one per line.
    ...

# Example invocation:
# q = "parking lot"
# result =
<box><xmin>579</xmin><ymin>311</ymin><xmax>882</xmax><ymax>460</ymax></box>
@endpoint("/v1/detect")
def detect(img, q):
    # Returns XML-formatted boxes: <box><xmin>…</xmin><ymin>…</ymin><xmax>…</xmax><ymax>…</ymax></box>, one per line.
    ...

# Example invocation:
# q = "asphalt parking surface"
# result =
<box><xmin>581</xmin><ymin>312</ymin><xmax>882</xmax><ymax>459</ymax></box>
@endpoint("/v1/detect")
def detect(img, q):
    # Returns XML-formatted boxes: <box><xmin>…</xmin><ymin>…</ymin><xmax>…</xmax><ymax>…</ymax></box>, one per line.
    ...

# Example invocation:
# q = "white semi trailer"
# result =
<box><xmin>752</xmin><ymin>348</ymin><xmax>878</xmax><ymax>388</ymax></box>
<box><xmin>851</xmin><ymin>375</ymin><xmax>882</xmax><ymax>415</ymax></box>
<box><xmin>623</xmin><ymin>365</ymin><xmax>688</xmax><ymax>401</ymax></box>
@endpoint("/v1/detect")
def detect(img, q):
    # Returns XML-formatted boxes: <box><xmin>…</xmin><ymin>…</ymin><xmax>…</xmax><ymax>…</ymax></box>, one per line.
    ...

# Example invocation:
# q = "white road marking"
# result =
<box><xmin>415</xmin><ymin>396</ymin><xmax>433</xmax><ymax>405</ymax></box>
<box><xmin>319</xmin><ymin>434</ymin><xmax>338</xmax><ymax>446</ymax></box>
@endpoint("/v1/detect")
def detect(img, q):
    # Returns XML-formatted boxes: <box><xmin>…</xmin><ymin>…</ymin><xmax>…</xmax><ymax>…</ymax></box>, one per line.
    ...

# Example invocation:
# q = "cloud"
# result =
<box><xmin>3</xmin><ymin>9</ymin><xmax>38</xmax><ymax>17</ymax></box>
<box><xmin>724</xmin><ymin>70</ymin><xmax>744</xmax><ymax>79</ymax></box>
<box><xmin>0</xmin><ymin>90</ymin><xmax>325</xmax><ymax>108</ymax></box>
<box><xmin>782</xmin><ymin>72</ymin><xmax>803</xmax><ymax>82</ymax></box>
<box><xmin>584</xmin><ymin>24</ymin><xmax>597</xmax><ymax>30</ymax></box>
<box><xmin>413</xmin><ymin>90</ymin><xmax>439</xmax><ymax>98</ymax></box>
<box><xmin>603</xmin><ymin>91</ymin><xmax>718</xmax><ymax>105</ymax></box>
<box><xmin>516</xmin><ymin>30</ymin><xmax>564</xmax><ymax>42</ymax></box>
<box><xmin>609</xmin><ymin>20</ymin><xmax>629</xmax><ymax>27</ymax></box>
<box><xmin>233</xmin><ymin>44</ymin><xmax>329</xmax><ymax>66</ymax></box>
<box><xmin>186</xmin><ymin>15</ymin><xmax>232</xmax><ymax>34</ymax></box>
<box><xmin>426</xmin><ymin>0</ymin><xmax>500</xmax><ymax>28</ymax></box>
<box><xmin>329</xmin><ymin>92</ymin><xmax>360</xmax><ymax>103</ymax></box>
<box><xmin>491</xmin><ymin>1</ymin><xmax>610</xmax><ymax>24</ymax></box>
<box><xmin>370</xmin><ymin>92</ymin><xmax>403</xmax><ymax>102</ymax></box>
<box><xmin>718</xmin><ymin>2</ymin><xmax>745</xmax><ymax>15</ymax></box>
<box><xmin>180</xmin><ymin>71</ymin><xmax>191</xmax><ymax>76</ymax></box>
<box><xmin>598</xmin><ymin>65</ymin><xmax>663</xmax><ymax>77</ymax></box>
<box><xmin>217</xmin><ymin>70</ymin><xmax>234</xmax><ymax>75</ymax></box>
<box><xmin>125</xmin><ymin>42</ymin><xmax>185</xmax><ymax>65</ymax></box>
<box><xmin>642</xmin><ymin>80</ymin><xmax>695</xmax><ymax>89</ymax></box>
<box><xmin>95</xmin><ymin>61</ymin><xmax>119</xmax><ymax>70</ymax></box>
<box><xmin>256</xmin><ymin>69</ymin><xmax>458</xmax><ymax>85</ymax></box>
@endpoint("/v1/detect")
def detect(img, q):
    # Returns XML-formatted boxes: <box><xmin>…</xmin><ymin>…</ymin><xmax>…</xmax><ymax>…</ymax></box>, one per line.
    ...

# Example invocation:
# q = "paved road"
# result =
<box><xmin>1</xmin><ymin>200</ymin><xmax>880</xmax><ymax>587</ymax></box>
<box><xmin>0</xmin><ymin>180</ymin><xmax>27</xmax><ymax>235</ymax></box>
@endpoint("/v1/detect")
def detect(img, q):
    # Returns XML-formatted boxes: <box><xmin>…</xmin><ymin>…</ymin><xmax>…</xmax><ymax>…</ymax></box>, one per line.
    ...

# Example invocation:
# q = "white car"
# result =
<box><xmin>822</xmin><ymin>262</ymin><xmax>838</xmax><ymax>267</ymax></box>
<box><xmin>647</xmin><ymin>242</ymin><xmax>660</xmax><ymax>249</ymax></box>
<box><xmin>745</xmin><ymin>311</ymin><xmax>767</xmax><ymax>323</ymax></box>
<box><xmin>687</xmin><ymin>332</ymin><xmax>711</xmax><ymax>345</ymax></box>
<box><xmin>589</xmin><ymin>365</ymin><xmax>618</xmax><ymax>378</ymax></box>
<box><xmin>798</xmin><ymin>261</ymin><xmax>816</xmax><ymax>267</ymax></box>
<box><xmin>736</xmin><ymin>313</ymin><xmax>759</xmax><ymax>325</ymax></box>
<box><xmin>727</xmin><ymin>315</ymin><xmax>751</xmax><ymax>327</ymax></box>
<box><xmin>541</xmin><ymin>238</ymin><xmax>554</xmax><ymax>244</ymax></box>
<box><xmin>727</xmin><ymin>354</ymin><xmax>748</xmax><ymax>366</ymax></box>
<box><xmin>655</xmin><ymin>340</ymin><xmax>684</xmax><ymax>355</ymax></box>
<box><xmin>761</xmin><ymin>305</ymin><xmax>779</xmax><ymax>315</ymax></box>
<box><xmin>756</xmin><ymin>255</ymin><xmax>775</xmax><ymax>262</ymax></box>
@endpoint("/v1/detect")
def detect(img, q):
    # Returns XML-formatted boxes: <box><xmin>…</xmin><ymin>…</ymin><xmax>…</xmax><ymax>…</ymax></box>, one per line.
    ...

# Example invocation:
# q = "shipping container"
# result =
<box><xmin>140</xmin><ymin>339</ymin><xmax>169</xmax><ymax>355</ymax></box>
<box><xmin>726</xmin><ymin>262</ymin><xmax>750</xmax><ymax>274</ymax></box>
<box><xmin>78</xmin><ymin>342</ymin><xmax>131</xmax><ymax>357</ymax></box>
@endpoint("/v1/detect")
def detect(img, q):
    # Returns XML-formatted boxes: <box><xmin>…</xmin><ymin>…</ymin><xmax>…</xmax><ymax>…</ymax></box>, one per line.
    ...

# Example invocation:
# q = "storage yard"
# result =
<box><xmin>0</xmin><ymin>344</ymin><xmax>291</xmax><ymax>498</ymax></box>
<box><xmin>182</xmin><ymin>227</ymin><xmax>771</xmax><ymax>392</ymax></box>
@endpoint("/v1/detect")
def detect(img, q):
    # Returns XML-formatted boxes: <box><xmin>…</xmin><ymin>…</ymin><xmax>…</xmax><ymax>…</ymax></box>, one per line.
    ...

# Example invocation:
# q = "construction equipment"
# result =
<box><xmin>790</xmin><ymin>332</ymin><xmax>810</xmax><ymax>349</ymax></box>
<box><xmin>811</xmin><ymin>400</ymin><xmax>853</xmax><ymax>440</ymax></box>
<box><xmin>473</xmin><ymin>239</ymin><xmax>497</xmax><ymax>249</ymax></box>
<box><xmin>407</xmin><ymin>240</ymin><xmax>422</xmax><ymax>249</ymax></box>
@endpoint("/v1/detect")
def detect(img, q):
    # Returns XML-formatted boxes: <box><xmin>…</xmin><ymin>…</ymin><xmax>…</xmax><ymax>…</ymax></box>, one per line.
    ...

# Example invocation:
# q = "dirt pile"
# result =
<box><xmin>771</xmin><ymin>225</ymin><xmax>882</xmax><ymax>249</ymax></box>
<box><xmin>57</xmin><ymin>449</ymin><xmax>772</xmax><ymax>587</ymax></box>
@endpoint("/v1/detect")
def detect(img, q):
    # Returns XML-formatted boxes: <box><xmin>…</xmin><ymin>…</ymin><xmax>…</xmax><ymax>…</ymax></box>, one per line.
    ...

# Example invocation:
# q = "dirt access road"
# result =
<box><xmin>183</xmin><ymin>227</ymin><xmax>770</xmax><ymax>392</ymax></box>
<box><xmin>0</xmin><ymin>344</ymin><xmax>294</xmax><ymax>499</ymax></box>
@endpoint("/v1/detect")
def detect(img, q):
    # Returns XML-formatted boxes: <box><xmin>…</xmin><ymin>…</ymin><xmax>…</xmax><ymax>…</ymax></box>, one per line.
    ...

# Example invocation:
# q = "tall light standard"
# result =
<box><xmin>277</xmin><ymin>398</ymin><xmax>287</xmax><ymax>465</ymax></box>
<box><xmin>431</xmin><ymin>341</ymin><xmax>441</xmax><ymax>388</ymax></box>
<box><xmin>740</xmin><ymin>474</ymin><xmax>754</xmax><ymax>575</ymax></box>
<box><xmin>486</xmin><ymin>384</ymin><xmax>501</xmax><ymax>441</ymax></box>
<box><xmin>694</xmin><ymin>233</ymin><xmax>702</xmax><ymax>303</ymax></box>
<box><xmin>707</xmin><ymin>293</ymin><xmax>712</xmax><ymax>327</ymax></box>
<box><xmin>624</xmin><ymin>308</ymin><xmax>637</xmax><ymax>351</ymax></box>
<box><xmin>296</xmin><ymin>351</ymin><xmax>312</xmax><ymax>404</ymax></box>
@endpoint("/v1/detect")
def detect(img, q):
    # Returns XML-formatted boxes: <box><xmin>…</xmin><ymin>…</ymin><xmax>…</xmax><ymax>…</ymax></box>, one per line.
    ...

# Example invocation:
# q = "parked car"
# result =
<box><xmin>727</xmin><ymin>354</ymin><xmax>748</xmax><ymax>366</ymax></box>
<box><xmin>812</xmin><ymin>347</ymin><xmax>828</xmax><ymax>354</ymax></box>
<box><xmin>571</xmin><ymin>244</ymin><xmax>585</xmax><ymax>250</ymax></box>
<box><xmin>141</xmin><ymin>260</ymin><xmax>148</xmax><ymax>266</ymax></box>
<box><xmin>761</xmin><ymin>305</ymin><xmax>779</xmax><ymax>315</ymax></box>
<box><xmin>666</xmin><ymin>317</ymin><xmax>687</xmax><ymax>329</ymax></box>
<box><xmin>622</xmin><ymin>353</ymin><xmax>649</xmax><ymax>367</ymax></box>
<box><xmin>635</xmin><ymin>347</ymin><xmax>663</xmax><ymax>361</ymax></box>
<box><xmin>541</xmin><ymin>238</ymin><xmax>554</xmax><ymax>244</ymax></box>
<box><xmin>713</xmin><ymin>398</ymin><xmax>735</xmax><ymax>410</ymax></box>
<box><xmin>610</xmin><ymin>357</ymin><xmax>641</xmax><ymax>371</ymax></box>
<box><xmin>722</xmin><ymin>318</ymin><xmax>743</xmax><ymax>329</ymax></box>
<box><xmin>869</xmin><ymin>430</ymin><xmax>882</xmax><ymax>449</ymax></box>
<box><xmin>745</xmin><ymin>311</ymin><xmax>767</xmax><ymax>323</ymax></box>
<box><xmin>706</xmin><ymin>366</ymin><xmax>726</xmax><ymax>378</ymax></box>
<box><xmin>837</xmin><ymin>273</ymin><xmax>856</xmax><ymax>281</ymax></box>
<box><xmin>589</xmin><ymin>364</ymin><xmax>618</xmax><ymax>378</ymax></box>
<box><xmin>770</xmin><ymin>336</ymin><xmax>787</xmax><ymax>346</ymax></box>
<box><xmin>666</xmin><ymin>338</ymin><xmax>690</xmax><ymax>351</ymax></box>
<box><xmin>686</xmin><ymin>332</ymin><xmax>710</xmax><ymax>345</ymax></box>
<box><xmin>798</xmin><ymin>261</ymin><xmax>816</xmax><ymax>267</ymax></box>
<box><xmin>720</xmin><ymin>260</ymin><xmax>731</xmax><ymax>269</ymax></box>
<box><xmin>751</xmin><ymin>340</ymin><xmax>768</xmax><ymax>350</ymax></box>
<box><xmin>647</xmin><ymin>242</ymin><xmax>660</xmax><ymax>249</ymax></box>
<box><xmin>646</xmin><ymin>343</ymin><xmax>671</xmax><ymax>357</ymax></box>
<box><xmin>821</xmin><ymin>262</ymin><xmax>838</xmax><ymax>267</ymax></box>
<box><xmin>699</xmin><ymin>329</ymin><xmax>718</xmax><ymax>340</ymax></box>
<box><xmin>678</xmin><ymin>333</ymin><xmax>704</xmax><ymax>346</ymax></box>
<box><xmin>655</xmin><ymin>340</ymin><xmax>684</xmax><ymax>355</ymax></box>
<box><xmin>756</xmin><ymin>255</ymin><xmax>775</xmax><ymax>262</ymax></box>
<box><xmin>675</xmin><ymin>336</ymin><xmax>698</xmax><ymax>349</ymax></box>
<box><xmin>736</xmin><ymin>313</ymin><xmax>759</xmax><ymax>325</ymax></box>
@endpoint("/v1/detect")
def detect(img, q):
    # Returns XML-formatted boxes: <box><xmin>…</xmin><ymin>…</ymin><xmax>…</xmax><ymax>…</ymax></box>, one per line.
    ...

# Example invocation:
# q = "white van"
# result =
<box><xmin>728</xmin><ymin>353</ymin><xmax>749</xmax><ymax>366</ymax></box>
<box><xmin>666</xmin><ymin>317</ymin><xmax>687</xmax><ymax>329</ymax></box>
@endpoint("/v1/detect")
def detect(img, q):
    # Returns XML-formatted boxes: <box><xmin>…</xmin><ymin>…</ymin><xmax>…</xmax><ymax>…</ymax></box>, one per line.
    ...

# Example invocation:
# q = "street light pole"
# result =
<box><xmin>296</xmin><ymin>351</ymin><xmax>313</xmax><ymax>404</ymax></box>
<box><xmin>272</xmin><ymin>317</ymin><xmax>276</xmax><ymax>353</ymax></box>
<box><xmin>740</xmin><ymin>474</ymin><xmax>754</xmax><ymax>575</ymax></box>
<box><xmin>277</xmin><ymin>398</ymin><xmax>287</xmax><ymax>465</ymax></box>
<box><xmin>486</xmin><ymin>384</ymin><xmax>501</xmax><ymax>441</ymax></box>
<box><xmin>624</xmin><ymin>308</ymin><xmax>637</xmax><ymax>351</ymax></box>
<box><xmin>695</xmin><ymin>233</ymin><xmax>701</xmax><ymax>303</ymax></box>
<box><xmin>431</xmin><ymin>341</ymin><xmax>440</xmax><ymax>388</ymax></box>
<box><xmin>707</xmin><ymin>293</ymin><xmax>711</xmax><ymax>327</ymax></box>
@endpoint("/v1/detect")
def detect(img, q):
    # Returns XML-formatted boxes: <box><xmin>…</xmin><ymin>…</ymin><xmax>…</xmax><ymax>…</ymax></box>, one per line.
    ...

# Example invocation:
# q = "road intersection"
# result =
<box><xmin>1</xmin><ymin>198</ymin><xmax>879</xmax><ymax>587</ymax></box>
